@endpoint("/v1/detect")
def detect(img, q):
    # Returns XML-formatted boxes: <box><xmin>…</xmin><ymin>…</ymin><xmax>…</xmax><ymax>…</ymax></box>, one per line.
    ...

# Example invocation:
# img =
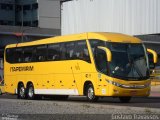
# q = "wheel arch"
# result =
<box><xmin>26</xmin><ymin>81</ymin><xmax>33</xmax><ymax>89</ymax></box>
<box><xmin>17</xmin><ymin>81</ymin><xmax>24</xmax><ymax>90</ymax></box>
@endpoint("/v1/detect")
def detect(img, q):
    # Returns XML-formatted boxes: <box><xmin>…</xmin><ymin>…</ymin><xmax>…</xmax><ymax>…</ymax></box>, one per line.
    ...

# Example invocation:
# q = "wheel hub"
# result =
<box><xmin>88</xmin><ymin>87</ymin><xmax>94</xmax><ymax>99</ymax></box>
<box><xmin>28</xmin><ymin>87</ymin><xmax>33</xmax><ymax>97</ymax></box>
<box><xmin>20</xmin><ymin>87</ymin><xmax>25</xmax><ymax>97</ymax></box>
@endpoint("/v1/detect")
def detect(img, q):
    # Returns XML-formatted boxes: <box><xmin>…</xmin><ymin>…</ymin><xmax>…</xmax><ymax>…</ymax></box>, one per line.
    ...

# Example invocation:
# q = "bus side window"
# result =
<box><xmin>76</xmin><ymin>41</ymin><xmax>91</xmax><ymax>63</ymax></box>
<box><xmin>6</xmin><ymin>48</ymin><xmax>15</xmax><ymax>63</ymax></box>
<box><xmin>23</xmin><ymin>47</ymin><xmax>33</xmax><ymax>62</ymax></box>
<box><xmin>95</xmin><ymin>48</ymin><xmax>108</xmax><ymax>74</ymax></box>
<box><xmin>36</xmin><ymin>45</ymin><xmax>47</xmax><ymax>62</ymax></box>
<box><xmin>89</xmin><ymin>40</ymin><xmax>105</xmax><ymax>53</ymax></box>
<box><xmin>48</xmin><ymin>43</ymin><xmax>61</xmax><ymax>61</ymax></box>
<box><xmin>65</xmin><ymin>42</ymin><xmax>76</xmax><ymax>60</ymax></box>
<box><xmin>15</xmin><ymin>48</ymin><xmax>23</xmax><ymax>63</ymax></box>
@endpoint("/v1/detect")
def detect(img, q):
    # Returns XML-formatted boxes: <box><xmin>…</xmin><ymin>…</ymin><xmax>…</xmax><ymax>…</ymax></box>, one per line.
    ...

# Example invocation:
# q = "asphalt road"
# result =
<box><xmin>0</xmin><ymin>94</ymin><xmax>160</xmax><ymax>120</ymax></box>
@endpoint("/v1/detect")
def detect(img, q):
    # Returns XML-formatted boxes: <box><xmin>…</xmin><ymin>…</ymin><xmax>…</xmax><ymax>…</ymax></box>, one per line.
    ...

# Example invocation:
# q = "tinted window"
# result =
<box><xmin>23</xmin><ymin>21</ymin><xmax>31</xmax><ymax>26</ymax></box>
<box><xmin>15</xmin><ymin>5</ymin><xmax>22</xmax><ymax>11</ymax></box>
<box><xmin>23</xmin><ymin>5</ymin><xmax>31</xmax><ymax>10</ymax></box>
<box><xmin>15</xmin><ymin>48</ymin><xmax>23</xmax><ymax>63</ymax></box>
<box><xmin>65</xmin><ymin>42</ymin><xmax>76</xmax><ymax>60</ymax></box>
<box><xmin>94</xmin><ymin>48</ymin><xmax>108</xmax><ymax>74</ymax></box>
<box><xmin>89</xmin><ymin>40</ymin><xmax>105</xmax><ymax>54</ymax></box>
<box><xmin>23</xmin><ymin>47</ymin><xmax>34</xmax><ymax>62</ymax></box>
<box><xmin>48</xmin><ymin>44</ymin><xmax>61</xmax><ymax>61</ymax></box>
<box><xmin>1</xmin><ymin>4</ymin><xmax>13</xmax><ymax>10</ymax></box>
<box><xmin>36</xmin><ymin>45</ymin><xmax>47</xmax><ymax>62</ymax></box>
<box><xmin>5</xmin><ymin>40</ymin><xmax>91</xmax><ymax>63</ymax></box>
<box><xmin>32</xmin><ymin>3</ymin><xmax>38</xmax><ymax>9</ymax></box>
<box><xmin>6</xmin><ymin>48</ymin><xmax>15</xmax><ymax>63</ymax></box>
<box><xmin>32</xmin><ymin>20</ymin><xmax>38</xmax><ymax>27</ymax></box>
<box><xmin>75</xmin><ymin>41</ymin><xmax>91</xmax><ymax>63</ymax></box>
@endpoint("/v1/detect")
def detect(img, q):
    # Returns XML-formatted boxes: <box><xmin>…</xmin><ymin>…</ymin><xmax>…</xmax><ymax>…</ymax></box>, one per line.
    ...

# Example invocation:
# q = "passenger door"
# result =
<box><xmin>72</xmin><ymin>40</ymin><xmax>91</xmax><ymax>95</ymax></box>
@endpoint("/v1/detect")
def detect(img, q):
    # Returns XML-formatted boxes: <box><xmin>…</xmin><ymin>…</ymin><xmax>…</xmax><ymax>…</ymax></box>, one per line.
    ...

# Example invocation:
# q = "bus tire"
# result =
<box><xmin>26</xmin><ymin>83</ymin><xmax>42</xmax><ymax>100</ymax></box>
<box><xmin>26</xmin><ymin>83</ymin><xmax>35</xmax><ymax>100</ymax></box>
<box><xmin>86</xmin><ymin>83</ymin><xmax>98</xmax><ymax>102</ymax></box>
<box><xmin>119</xmin><ymin>96</ymin><xmax>131</xmax><ymax>103</ymax></box>
<box><xmin>17</xmin><ymin>83</ymin><xmax>25</xmax><ymax>99</ymax></box>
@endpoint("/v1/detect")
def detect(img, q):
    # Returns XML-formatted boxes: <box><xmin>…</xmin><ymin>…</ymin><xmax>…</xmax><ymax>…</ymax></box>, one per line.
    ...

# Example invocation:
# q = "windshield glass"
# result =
<box><xmin>89</xmin><ymin>40</ymin><xmax>149</xmax><ymax>81</ymax></box>
<box><xmin>107</xmin><ymin>43</ymin><xmax>149</xmax><ymax>80</ymax></box>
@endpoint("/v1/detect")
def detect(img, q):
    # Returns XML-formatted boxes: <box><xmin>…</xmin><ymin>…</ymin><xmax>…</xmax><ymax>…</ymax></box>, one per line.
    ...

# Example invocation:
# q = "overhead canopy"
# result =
<box><xmin>0</xmin><ymin>25</ymin><xmax>61</xmax><ymax>48</ymax></box>
<box><xmin>0</xmin><ymin>25</ymin><xmax>60</xmax><ymax>36</ymax></box>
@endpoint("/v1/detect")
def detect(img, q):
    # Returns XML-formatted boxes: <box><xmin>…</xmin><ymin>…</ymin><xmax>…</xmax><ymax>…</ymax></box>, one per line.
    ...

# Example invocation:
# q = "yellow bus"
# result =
<box><xmin>4</xmin><ymin>32</ymin><xmax>157</xmax><ymax>102</ymax></box>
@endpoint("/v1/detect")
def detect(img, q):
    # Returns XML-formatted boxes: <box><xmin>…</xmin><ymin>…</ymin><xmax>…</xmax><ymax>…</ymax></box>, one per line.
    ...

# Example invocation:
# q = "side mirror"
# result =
<box><xmin>97</xmin><ymin>46</ymin><xmax>112</xmax><ymax>62</ymax></box>
<box><xmin>147</xmin><ymin>49</ymin><xmax>158</xmax><ymax>69</ymax></box>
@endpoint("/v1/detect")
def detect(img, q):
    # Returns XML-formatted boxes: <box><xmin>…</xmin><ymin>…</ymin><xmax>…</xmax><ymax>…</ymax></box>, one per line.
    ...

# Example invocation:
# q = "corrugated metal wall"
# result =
<box><xmin>39</xmin><ymin>0</ymin><xmax>61</xmax><ymax>29</ymax></box>
<box><xmin>61</xmin><ymin>0</ymin><xmax>160</xmax><ymax>35</ymax></box>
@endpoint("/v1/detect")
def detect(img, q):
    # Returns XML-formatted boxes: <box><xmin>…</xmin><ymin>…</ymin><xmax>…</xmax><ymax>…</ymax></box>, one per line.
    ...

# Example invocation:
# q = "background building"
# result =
<box><xmin>0</xmin><ymin>0</ymin><xmax>61</xmax><ymax>29</ymax></box>
<box><xmin>0</xmin><ymin>0</ymin><xmax>62</xmax><ymax>60</ymax></box>
<box><xmin>0</xmin><ymin>0</ymin><xmax>38</xmax><ymax>27</ymax></box>
<box><xmin>0</xmin><ymin>0</ymin><xmax>15</xmax><ymax>26</ymax></box>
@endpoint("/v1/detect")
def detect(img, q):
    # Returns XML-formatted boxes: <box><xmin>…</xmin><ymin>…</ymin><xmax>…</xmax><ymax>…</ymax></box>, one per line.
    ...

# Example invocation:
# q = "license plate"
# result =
<box><xmin>130</xmin><ymin>91</ymin><xmax>137</xmax><ymax>95</ymax></box>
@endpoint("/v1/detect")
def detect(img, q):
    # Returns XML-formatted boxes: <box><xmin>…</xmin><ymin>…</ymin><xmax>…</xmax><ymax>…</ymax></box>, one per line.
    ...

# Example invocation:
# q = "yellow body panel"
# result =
<box><xmin>0</xmin><ymin>85</ymin><xmax>4</xmax><ymax>94</ymax></box>
<box><xmin>6</xmin><ymin>32</ymin><xmax>141</xmax><ymax>49</ymax></box>
<box><xmin>4</xmin><ymin>32</ymin><xmax>150</xmax><ymax>97</ymax></box>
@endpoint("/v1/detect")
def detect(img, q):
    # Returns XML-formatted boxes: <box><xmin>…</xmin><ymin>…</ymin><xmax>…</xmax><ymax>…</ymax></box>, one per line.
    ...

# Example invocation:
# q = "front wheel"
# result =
<box><xmin>119</xmin><ymin>96</ymin><xmax>131</xmax><ymax>103</ymax></box>
<box><xmin>86</xmin><ymin>84</ymin><xmax>99</xmax><ymax>102</ymax></box>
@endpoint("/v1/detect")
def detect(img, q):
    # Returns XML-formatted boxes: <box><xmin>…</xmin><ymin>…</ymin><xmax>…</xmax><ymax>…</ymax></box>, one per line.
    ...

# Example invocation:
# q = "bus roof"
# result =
<box><xmin>6</xmin><ymin>32</ymin><xmax>142</xmax><ymax>48</ymax></box>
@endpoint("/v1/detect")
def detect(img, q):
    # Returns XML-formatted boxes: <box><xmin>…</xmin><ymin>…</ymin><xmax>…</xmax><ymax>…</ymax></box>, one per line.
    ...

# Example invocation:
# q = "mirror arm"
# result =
<box><xmin>147</xmin><ymin>49</ymin><xmax>158</xmax><ymax>64</ymax></box>
<box><xmin>97</xmin><ymin>46</ymin><xmax>112</xmax><ymax>62</ymax></box>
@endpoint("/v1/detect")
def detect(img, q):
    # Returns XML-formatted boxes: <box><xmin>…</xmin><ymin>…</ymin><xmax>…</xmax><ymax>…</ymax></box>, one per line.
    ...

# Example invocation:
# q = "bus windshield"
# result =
<box><xmin>108</xmin><ymin>43</ymin><xmax>149</xmax><ymax>80</ymax></box>
<box><xmin>90</xmin><ymin>40</ymin><xmax>150</xmax><ymax>81</ymax></box>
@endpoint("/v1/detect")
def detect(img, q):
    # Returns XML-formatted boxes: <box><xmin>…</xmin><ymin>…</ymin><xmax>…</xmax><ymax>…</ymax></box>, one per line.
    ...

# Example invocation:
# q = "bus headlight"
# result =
<box><xmin>106</xmin><ymin>80</ymin><xmax>149</xmax><ymax>89</ymax></box>
<box><xmin>106</xmin><ymin>80</ymin><xmax>122</xmax><ymax>87</ymax></box>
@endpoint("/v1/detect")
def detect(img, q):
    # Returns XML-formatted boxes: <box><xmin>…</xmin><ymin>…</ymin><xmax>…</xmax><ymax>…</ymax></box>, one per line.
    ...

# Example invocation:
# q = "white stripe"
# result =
<box><xmin>34</xmin><ymin>89</ymin><xmax>79</xmax><ymax>95</ymax></box>
<box><xmin>15</xmin><ymin>89</ymin><xmax>17</xmax><ymax>94</ymax></box>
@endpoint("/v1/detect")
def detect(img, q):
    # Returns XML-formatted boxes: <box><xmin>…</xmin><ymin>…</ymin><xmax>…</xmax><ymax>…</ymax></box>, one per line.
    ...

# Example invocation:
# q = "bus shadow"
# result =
<box><xmin>67</xmin><ymin>96</ymin><xmax>160</xmax><ymax>109</ymax></box>
<box><xmin>1</xmin><ymin>94</ymin><xmax>160</xmax><ymax>109</ymax></box>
